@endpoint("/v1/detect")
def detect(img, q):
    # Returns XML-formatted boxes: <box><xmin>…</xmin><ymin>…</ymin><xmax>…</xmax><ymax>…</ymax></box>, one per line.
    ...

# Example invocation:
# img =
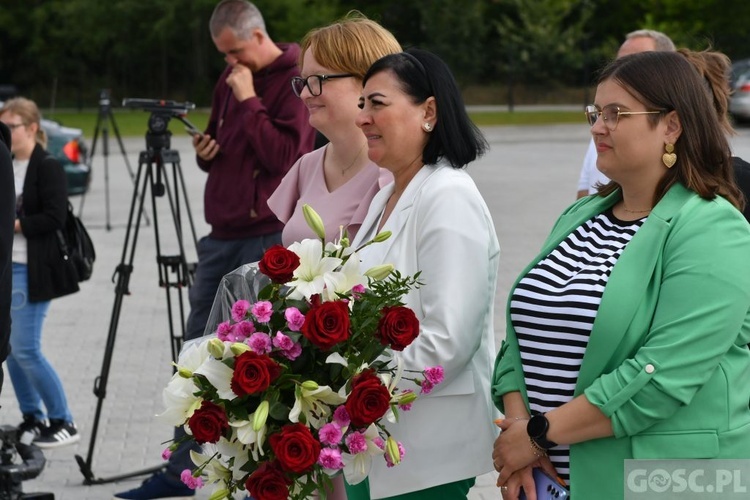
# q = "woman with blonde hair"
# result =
<box><xmin>268</xmin><ymin>12</ymin><xmax>400</xmax><ymax>245</ymax></box>
<box><xmin>0</xmin><ymin>97</ymin><xmax>80</xmax><ymax>448</ymax></box>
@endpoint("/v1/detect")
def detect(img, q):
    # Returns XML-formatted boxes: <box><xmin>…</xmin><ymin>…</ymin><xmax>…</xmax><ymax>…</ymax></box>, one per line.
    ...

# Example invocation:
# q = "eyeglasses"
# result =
<box><xmin>3</xmin><ymin>122</ymin><xmax>26</xmax><ymax>130</ymax></box>
<box><xmin>584</xmin><ymin>104</ymin><xmax>664</xmax><ymax>131</ymax></box>
<box><xmin>291</xmin><ymin>74</ymin><xmax>354</xmax><ymax>97</ymax></box>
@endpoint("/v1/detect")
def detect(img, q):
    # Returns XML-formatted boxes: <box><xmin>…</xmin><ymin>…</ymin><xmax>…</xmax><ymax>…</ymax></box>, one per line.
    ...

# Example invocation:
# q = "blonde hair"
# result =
<box><xmin>0</xmin><ymin>97</ymin><xmax>47</xmax><ymax>149</ymax></box>
<box><xmin>299</xmin><ymin>12</ymin><xmax>401</xmax><ymax>80</ymax></box>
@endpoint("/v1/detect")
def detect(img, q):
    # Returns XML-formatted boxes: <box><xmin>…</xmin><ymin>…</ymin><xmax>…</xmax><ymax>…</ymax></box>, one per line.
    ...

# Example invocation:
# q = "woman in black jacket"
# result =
<box><xmin>0</xmin><ymin>97</ymin><xmax>79</xmax><ymax>448</ymax></box>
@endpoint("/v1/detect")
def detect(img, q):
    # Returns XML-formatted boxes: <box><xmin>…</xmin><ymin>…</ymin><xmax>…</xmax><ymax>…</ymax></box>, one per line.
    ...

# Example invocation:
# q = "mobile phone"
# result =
<box><xmin>184</xmin><ymin>125</ymin><xmax>202</xmax><ymax>138</ymax></box>
<box><xmin>518</xmin><ymin>468</ymin><xmax>569</xmax><ymax>500</ymax></box>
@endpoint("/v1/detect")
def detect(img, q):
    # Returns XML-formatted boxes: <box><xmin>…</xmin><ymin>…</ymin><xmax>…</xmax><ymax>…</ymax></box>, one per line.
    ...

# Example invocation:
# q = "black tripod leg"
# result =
<box><xmin>77</xmin><ymin>110</ymin><xmax>104</xmax><ymax>217</ymax></box>
<box><xmin>109</xmin><ymin>111</ymin><xmax>151</xmax><ymax>227</ymax></box>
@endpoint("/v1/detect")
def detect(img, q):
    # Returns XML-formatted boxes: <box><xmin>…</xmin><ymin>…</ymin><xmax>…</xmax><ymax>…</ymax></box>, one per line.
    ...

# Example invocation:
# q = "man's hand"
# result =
<box><xmin>193</xmin><ymin>133</ymin><xmax>219</xmax><ymax>161</ymax></box>
<box><xmin>226</xmin><ymin>63</ymin><xmax>256</xmax><ymax>102</ymax></box>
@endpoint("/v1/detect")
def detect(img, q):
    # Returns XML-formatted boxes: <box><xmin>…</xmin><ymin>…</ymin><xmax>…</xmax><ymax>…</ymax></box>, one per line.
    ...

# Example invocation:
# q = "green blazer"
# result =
<box><xmin>492</xmin><ymin>183</ymin><xmax>750</xmax><ymax>499</ymax></box>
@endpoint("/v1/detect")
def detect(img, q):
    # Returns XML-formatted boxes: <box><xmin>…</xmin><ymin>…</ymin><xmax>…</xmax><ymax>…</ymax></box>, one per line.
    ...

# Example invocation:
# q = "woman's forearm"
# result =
<box><xmin>546</xmin><ymin>395</ymin><xmax>613</xmax><ymax>445</ymax></box>
<box><xmin>502</xmin><ymin>391</ymin><xmax>530</xmax><ymax>419</ymax></box>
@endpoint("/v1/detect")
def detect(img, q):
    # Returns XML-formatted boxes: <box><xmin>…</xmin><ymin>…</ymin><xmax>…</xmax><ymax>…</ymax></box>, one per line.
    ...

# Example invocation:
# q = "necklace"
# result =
<box><xmin>340</xmin><ymin>143</ymin><xmax>366</xmax><ymax>176</ymax></box>
<box><xmin>622</xmin><ymin>205</ymin><xmax>652</xmax><ymax>214</ymax></box>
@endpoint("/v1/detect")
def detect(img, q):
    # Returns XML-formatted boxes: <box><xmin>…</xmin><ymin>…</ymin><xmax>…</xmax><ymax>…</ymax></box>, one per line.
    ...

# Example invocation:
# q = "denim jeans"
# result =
<box><xmin>6</xmin><ymin>262</ymin><xmax>73</xmax><ymax>422</ymax></box>
<box><xmin>166</xmin><ymin>232</ymin><xmax>281</xmax><ymax>484</ymax></box>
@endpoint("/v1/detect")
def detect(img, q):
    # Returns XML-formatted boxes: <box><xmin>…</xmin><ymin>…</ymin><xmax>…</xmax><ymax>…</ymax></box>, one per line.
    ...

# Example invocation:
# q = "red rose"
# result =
<box><xmin>345</xmin><ymin>370</ymin><xmax>391</xmax><ymax>428</ymax></box>
<box><xmin>259</xmin><ymin>245</ymin><xmax>300</xmax><ymax>284</ymax></box>
<box><xmin>269</xmin><ymin>423</ymin><xmax>321</xmax><ymax>473</ymax></box>
<box><xmin>245</xmin><ymin>460</ymin><xmax>291</xmax><ymax>500</ymax></box>
<box><xmin>301</xmin><ymin>300</ymin><xmax>350</xmax><ymax>351</ymax></box>
<box><xmin>376</xmin><ymin>306</ymin><xmax>420</xmax><ymax>351</ymax></box>
<box><xmin>231</xmin><ymin>351</ymin><xmax>282</xmax><ymax>397</ymax></box>
<box><xmin>187</xmin><ymin>401</ymin><xmax>228</xmax><ymax>444</ymax></box>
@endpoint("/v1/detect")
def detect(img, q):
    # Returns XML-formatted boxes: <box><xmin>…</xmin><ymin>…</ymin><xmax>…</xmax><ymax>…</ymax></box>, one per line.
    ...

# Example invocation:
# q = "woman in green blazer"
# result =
<box><xmin>491</xmin><ymin>52</ymin><xmax>750</xmax><ymax>499</ymax></box>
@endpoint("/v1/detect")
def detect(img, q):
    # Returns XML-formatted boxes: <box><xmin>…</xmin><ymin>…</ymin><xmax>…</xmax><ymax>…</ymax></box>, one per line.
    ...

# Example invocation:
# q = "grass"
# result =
<box><xmin>43</xmin><ymin>108</ymin><xmax>586</xmax><ymax>138</ymax></box>
<box><xmin>45</xmin><ymin>109</ymin><xmax>212</xmax><ymax>139</ymax></box>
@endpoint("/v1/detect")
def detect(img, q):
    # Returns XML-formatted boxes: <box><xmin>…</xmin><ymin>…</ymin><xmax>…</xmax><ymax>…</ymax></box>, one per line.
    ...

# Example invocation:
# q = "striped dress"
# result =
<box><xmin>509</xmin><ymin>209</ymin><xmax>645</xmax><ymax>481</ymax></box>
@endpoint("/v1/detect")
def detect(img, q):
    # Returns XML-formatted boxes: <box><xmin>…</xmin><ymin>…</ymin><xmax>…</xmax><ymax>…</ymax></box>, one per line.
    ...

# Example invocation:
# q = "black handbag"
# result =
<box><xmin>56</xmin><ymin>202</ymin><xmax>96</xmax><ymax>282</ymax></box>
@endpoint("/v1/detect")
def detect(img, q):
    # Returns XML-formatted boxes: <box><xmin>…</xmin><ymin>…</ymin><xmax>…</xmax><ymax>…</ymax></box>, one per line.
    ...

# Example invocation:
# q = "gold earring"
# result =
<box><xmin>423</xmin><ymin>122</ymin><xmax>432</xmax><ymax>132</ymax></box>
<box><xmin>662</xmin><ymin>143</ymin><xmax>676</xmax><ymax>168</ymax></box>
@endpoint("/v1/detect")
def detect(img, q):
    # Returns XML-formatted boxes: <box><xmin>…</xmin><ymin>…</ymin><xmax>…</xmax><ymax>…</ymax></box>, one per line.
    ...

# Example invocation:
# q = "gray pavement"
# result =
<box><xmin>2</xmin><ymin>125</ymin><xmax>749</xmax><ymax>499</ymax></box>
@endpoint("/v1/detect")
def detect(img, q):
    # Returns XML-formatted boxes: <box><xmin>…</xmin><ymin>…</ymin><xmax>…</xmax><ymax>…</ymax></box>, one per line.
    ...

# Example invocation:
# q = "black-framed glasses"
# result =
<box><xmin>585</xmin><ymin>104</ymin><xmax>665</xmax><ymax>131</ymax></box>
<box><xmin>291</xmin><ymin>74</ymin><xmax>354</xmax><ymax>97</ymax></box>
<box><xmin>3</xmin><ymin>122</ymin><xmax>26</xmax><ymax>130</ymax></box>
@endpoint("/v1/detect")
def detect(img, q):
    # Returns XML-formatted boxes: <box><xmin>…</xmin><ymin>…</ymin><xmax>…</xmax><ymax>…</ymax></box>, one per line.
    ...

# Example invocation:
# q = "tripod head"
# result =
<box><xmin>98</xmin><ymin>89</ymin><xmax>112</xmax><ymax>113</ymax></box>
<box><xmin>122</xmin><ymin>98</ymin><xmax>197</xmax><ymax>152</ymax></box>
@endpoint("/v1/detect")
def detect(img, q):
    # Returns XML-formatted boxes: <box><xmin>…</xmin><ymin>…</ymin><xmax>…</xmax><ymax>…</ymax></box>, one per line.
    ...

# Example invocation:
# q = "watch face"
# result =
<box><xmin>527</xmin><ymin>414</ymin><xmax>548</xmax><ymax>438</ymax></box>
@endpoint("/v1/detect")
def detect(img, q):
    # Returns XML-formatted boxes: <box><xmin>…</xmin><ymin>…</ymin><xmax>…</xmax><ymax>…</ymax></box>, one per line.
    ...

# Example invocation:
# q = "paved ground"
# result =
<box><xmin>3</xmin><ymin>124</ymin><xmax>749</xmax><ymax>499</ymax></box>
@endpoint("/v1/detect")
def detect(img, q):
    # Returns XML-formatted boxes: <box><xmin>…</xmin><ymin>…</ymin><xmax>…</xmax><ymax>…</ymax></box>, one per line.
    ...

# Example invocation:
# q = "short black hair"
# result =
<box><xmin>362</xmin><ymin>48</ymin><xmax>487</xmax><ymax>169</ymax></box>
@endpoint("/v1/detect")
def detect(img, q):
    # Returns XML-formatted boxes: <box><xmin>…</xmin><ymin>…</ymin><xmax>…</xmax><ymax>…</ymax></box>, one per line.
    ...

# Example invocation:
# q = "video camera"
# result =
<box><xmin>0</xmin><ymin>425</ymin><xmax>52</xmax><ymax>499</ymax></box>
<box><xmin>122</xmin><ymin>98</ymin><xmax>198</xmax><ymax>150</ymax></box>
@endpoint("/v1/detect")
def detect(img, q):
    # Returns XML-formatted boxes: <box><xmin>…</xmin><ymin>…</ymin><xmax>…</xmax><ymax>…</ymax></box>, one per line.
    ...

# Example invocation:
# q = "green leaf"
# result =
<box><xmin>269</xmin><ymin>401</ymin><xmax>290</xmax><ymax>421</ymax></box>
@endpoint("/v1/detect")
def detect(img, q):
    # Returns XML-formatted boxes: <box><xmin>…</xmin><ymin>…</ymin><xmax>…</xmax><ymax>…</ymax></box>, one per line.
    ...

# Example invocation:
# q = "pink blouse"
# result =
<box><xmin>268</xmin><ymin>145</ymin><xmax>392</xmax><ymax>246</ymax></box>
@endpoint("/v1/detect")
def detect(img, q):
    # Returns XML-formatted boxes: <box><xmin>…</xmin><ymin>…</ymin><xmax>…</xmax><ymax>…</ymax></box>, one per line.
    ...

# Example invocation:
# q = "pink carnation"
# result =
<box><xmin>251</xmin><ymin>301</ymin><xmax>273</xmax><ymax>323</ymax></box>
<box><xmin>248</xmin><ymin>333</ymin><xmax>273</xmax><ymax>354</ymax></box>
<box><xmin>233</xmin><ymin>320</ymin><xmax>255</xmax><ymax>340</ymax></box>
<box><xmin>420</xmin><ymin>380</ymin><xmax>435</xmax><ymax>395</ymax></box>
<box><xmin>345</xmin><ymin>431</ymin><xmax>367</xmax><ymax>454</ymax></box>
<box><xmin>333</xmin><ymin>405</ymin><xmax>350</xmax><ymax>427</ymax></box>
<box><xmin>318</xmin><ymin>448</ymin><xmax>344</xmax><ymax>470</ymax></box>
<box><xmin>231</xmin><ymin>300</ymin><xmax>251</xmax><ymax>322</ymax></box>
<box><xmin>424</xmin><ymin>366</ymin><xmax>444</xmax><ymax>385</ymax></box>
<box><xmin>161</xmin><ymin>448</ymin><xmax>172</xmax><ymax>461</ymax></box>
<box><xmin>318</xmin><ymin>423</ymin><xmax>343</xmax><ymax>446</ymax></box>
<box><xmin>216</xmin><ymin>321</ymin><xmax>233</xmax><ymax>341</ymax></box>
<box><xmin>351</xmin><ymin>284</ymin><xmax>366</xmax><ymax>299</ymax></box>
<box><xmin>281</xmin><ymin>342</ymin><xmax>302</xmax><ymax>361</ymax></box>
<box><xmin>273</xmin><ymin>331</ymin><xmax>294</xmax><ymax>351</ymax></box>
<box><xmin>284</xmin><ymin>307</ymin><xmax>305</xmax><ymax>331</ymax></box>
<box><xmin>180</xmin><ymin>469</ymin><xmax>204</xmax><ymax>490</ymax></box>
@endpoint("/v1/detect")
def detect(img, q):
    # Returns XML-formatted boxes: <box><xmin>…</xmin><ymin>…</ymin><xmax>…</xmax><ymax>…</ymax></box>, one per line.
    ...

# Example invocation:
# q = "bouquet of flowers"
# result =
<box><xmin>158</xmin><ymin>206</ymin><xmax>443</xmax><ymax>500</ymax></box>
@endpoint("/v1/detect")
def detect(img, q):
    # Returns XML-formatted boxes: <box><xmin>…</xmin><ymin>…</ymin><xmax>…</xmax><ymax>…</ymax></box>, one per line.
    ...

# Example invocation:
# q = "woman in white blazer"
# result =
<box><xmin>347</xmin><ymin>49</ymin><xmax>501</xmax><ymax>500</ymax></box>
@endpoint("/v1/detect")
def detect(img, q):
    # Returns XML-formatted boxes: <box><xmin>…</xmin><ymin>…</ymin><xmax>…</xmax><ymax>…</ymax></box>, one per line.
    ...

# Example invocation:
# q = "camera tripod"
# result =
<box><xmin>75</xmin><ymin>101</ymin><xmax>200</xmax><ymax>484</ymax></box>
<box><xmin>79</xmin><ymin>89</ymin><xmax>148</xmax><ymax>230</ymax></box>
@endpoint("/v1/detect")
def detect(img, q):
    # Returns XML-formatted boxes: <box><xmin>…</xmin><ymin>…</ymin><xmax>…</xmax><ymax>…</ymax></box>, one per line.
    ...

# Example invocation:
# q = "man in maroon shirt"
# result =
<box><xmin>114</xmin><ymin>1</ymin><xmax>314</xmax><ymax>498</ymax></box>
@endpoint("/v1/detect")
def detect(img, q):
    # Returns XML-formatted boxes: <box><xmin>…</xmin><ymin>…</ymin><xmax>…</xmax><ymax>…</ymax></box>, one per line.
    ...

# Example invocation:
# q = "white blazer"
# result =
<box><xmin>353</xmin><ymin>162</ymin><xmax>501</xmax><ymax>498</ymax></box>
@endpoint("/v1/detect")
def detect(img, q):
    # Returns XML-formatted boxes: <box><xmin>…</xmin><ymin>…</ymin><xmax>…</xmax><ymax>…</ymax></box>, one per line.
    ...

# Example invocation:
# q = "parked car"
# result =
<box><xmin>42</xmin><ymin>118</ymin><xmax>92</xmax><ymax>195</ymax></box>
<box><xmin>1</xmin><ymin>98</ymin><xmax>91</xmax><ymax>195</ymax></box>
<box><xmin>729</xmin><ymin>58</ymin><xmax>750</xmax><ymax>123</ymax></box>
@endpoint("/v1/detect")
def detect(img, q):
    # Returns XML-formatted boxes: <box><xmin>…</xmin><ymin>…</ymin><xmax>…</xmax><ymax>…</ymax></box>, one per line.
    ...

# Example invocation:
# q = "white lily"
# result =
<box><xmin>379</xmin><ymin>356</ymin><xmax>404</xmax><ymax>393</ymax></box>
<box><xmin>230</xmin><ymin>414</ymin><xmax>267</xmax><ymax>448</ymax></box>
<box><xmin>322</xmin><ymin>250</ymin><xmax>366</xmax><ymax>302</ymax></box>
<box><xmin>156</xmin><ymin>376</ymin><xmax>202</xmax><ymax>426</ymax></box>
<box><xmin>175</xmin><ymin>338</ymin><xmax>212</xmax><ymax>375</ymax></box>
<box><xmin>189</xmin><ymin>445</ymin><xmax>232</xmax><ymax>485</ymax></box>
<box><xmin>214</xmin><ymin>436</ymin><xmax>256</xmax><ymax>482</ymax></box>
<box><xmin>326</xmin><ymin>352</ymin><xmax>348</xmax><ymax>367</ymax></box>
<box><xmin>287</xmin><ymin>239</ymin><xmax>342</xmax><ymax>300</ymax></box>
<box><xmin>289</xmin><ymin>384</ymin><xmax>347</xmax><ymax>429</ymax></box>
<box><xmin>342</xmin><ymin>424</ymin><xmax>385</xmax><ymax>485</ymax></box>
<box><xmin>194</xmin><ymin>357</ymin><xmax>236</xmax><ymax>401</ymax></box>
